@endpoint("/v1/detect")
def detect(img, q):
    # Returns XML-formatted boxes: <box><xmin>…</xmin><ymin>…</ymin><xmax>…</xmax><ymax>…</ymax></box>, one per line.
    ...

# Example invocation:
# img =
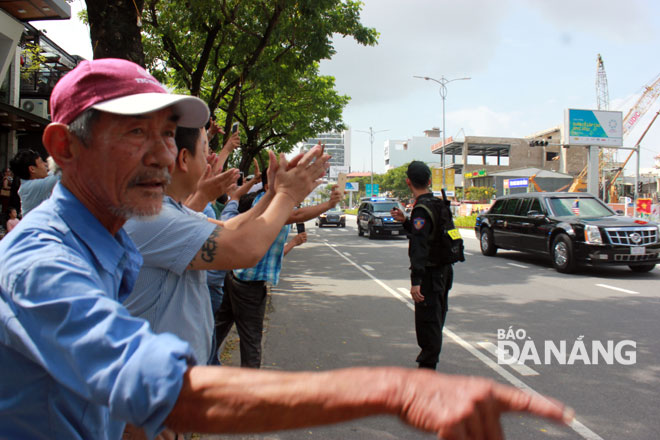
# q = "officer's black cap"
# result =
<box><xmin>406</xmin><ymin>161</ymin><xmax>431</xmax><ymax>186</ymax></box>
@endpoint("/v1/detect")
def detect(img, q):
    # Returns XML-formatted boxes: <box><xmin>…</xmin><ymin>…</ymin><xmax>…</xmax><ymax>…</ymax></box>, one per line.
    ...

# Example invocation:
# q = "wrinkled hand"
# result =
<box><xmin>274</xmin><ymin>144</ymin><xmax>329</xmax><ymax>204</ymax></box>
<box><xmin>292</xmin><ymin>231</ymin><xmax>307</xmax><ymax>247</ymax></box>
<box><xmin>397</xmin><ymin>371</ymin><xmax>571</xmax><ymax>440</ymax></box>
<box><xmin>195</xmin><ymin>166</ymin><xmax>239</xmax><ymax>203</ymax></box>
<box><xmin>391</xmin><ymin>207</ymin><xmax>405</xmax><ymax>222</ymax></box>
<box><xmin>410</xmin><ymin>285</ymin><xmax>424</xmax><ymax>303</ymax></box>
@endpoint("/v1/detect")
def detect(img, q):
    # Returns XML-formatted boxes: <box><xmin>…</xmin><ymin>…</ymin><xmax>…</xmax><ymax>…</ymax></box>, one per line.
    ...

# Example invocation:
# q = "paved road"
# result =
<box><xmin>206</xmin><ymin>216</ymin><xmax>659</xmax><ymax>440</ymax></box>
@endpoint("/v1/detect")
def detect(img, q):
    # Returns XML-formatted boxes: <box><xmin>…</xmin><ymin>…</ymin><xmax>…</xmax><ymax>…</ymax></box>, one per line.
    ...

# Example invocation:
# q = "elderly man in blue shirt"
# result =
<box><xmin>0</xmin><ymin>58</ymin><xmax>571</xmax><ymax>439</ymax></box>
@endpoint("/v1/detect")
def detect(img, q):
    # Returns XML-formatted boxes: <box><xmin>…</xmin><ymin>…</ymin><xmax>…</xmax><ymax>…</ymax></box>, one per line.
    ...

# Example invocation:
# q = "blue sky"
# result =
<box><xmin>35</xmin><ymin>0</ymin><xmax>660</xmax><ymax>175</ymax></box>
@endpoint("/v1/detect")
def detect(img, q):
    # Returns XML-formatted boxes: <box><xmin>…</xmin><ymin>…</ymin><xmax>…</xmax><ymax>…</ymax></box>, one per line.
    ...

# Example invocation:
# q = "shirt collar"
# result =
<box><xmin>51</xmin><ymin>183</ymin><xmax>142</xmax><ymax>275</ymax></box>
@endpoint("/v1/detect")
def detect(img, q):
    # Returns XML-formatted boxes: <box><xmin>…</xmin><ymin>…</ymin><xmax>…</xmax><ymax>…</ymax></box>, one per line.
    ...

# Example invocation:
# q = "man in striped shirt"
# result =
<box><xmin>216</xmin><ymin>180</ymin><xmax>342</xmax><ymax>368</ymax></box>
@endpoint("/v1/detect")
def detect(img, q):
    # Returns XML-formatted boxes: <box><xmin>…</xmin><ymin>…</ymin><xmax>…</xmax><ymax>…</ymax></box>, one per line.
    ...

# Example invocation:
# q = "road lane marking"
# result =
<box><xmin>323</xmin><ymin>243</ymin><xmax>412</xmax><ymax>307</ymax></box>
<box><xmin>362</xmin><ymin>265</ymin><xmax>375</xmax><ymax>271</ymax></box>
<box><xmin>464</xmin><ymin>251</ymin><xmax>474</xmax><ymax>256</ymax></box>
<box><xmin>477</xmin><ymin>342</ymin><xmax>539</xmax><ymax>376</ymax></box>
<box><xmin>343</xmin><ymin>252</ymin><xmax>352</xmax><ymax>256</ymax></box>
<box><xmin>596</xmin><ymin>284</ymin><xmax>639</xmax><ymax>295</ymax></box>
<box><xmin>323</xmin><ymin>241</ymin><xmax>604</xmax><ymax>440</ymax></box>
<box><xmin>444</xmin><ymin>329</ymin><xmax>604</xmax><ymax>440</ymax></box>
<box><xmin>397</xmin><ymin>287</ymin><xmax>409</xmax><ymax>296</ymax></box>
<box><xmin>507</xmin><ymin>263</ymin><xmax>528</xmax><ymax>269</ymax></box>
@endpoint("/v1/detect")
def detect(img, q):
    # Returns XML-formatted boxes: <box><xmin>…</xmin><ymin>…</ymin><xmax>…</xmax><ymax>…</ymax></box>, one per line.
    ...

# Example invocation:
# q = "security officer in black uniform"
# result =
<box><xmin>391</xmin><ymin>161</ymin><xmax>458</xmax><ymax>370</ymax></box>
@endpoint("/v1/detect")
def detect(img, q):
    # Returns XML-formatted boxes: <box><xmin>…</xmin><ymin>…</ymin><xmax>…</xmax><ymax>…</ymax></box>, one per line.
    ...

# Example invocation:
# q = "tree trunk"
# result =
<box><xmin>85</xmin><ymin>0</ymin><xmax>145</xmax><ymax>66</ymax></box>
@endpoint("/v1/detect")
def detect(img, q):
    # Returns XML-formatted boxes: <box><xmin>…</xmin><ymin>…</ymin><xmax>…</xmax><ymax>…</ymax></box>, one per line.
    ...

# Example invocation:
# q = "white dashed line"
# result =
<box><xmin>596</xmin><ymin>284</ymin><xmax>639</xmax><ymax>295</ymax></box>
<box><xmin>477</xmin><ymin>342</ymin><xmax>539</xmax><ymax>376</ymax></box>
<box><xmin>507</xmin><ymin>263</ymin><xmax>529</xmax><ymax>269</ymax></box>
<box><xmin>362</xmin><ymin>265</ymin><xmax>375</xmax><ymax>271</ymax></box>
<box><xmin>343</xmin><ymin>252</ymin><xmax>352</xmax><ymax>256</ymax></box>
<box><xmin>463</xmin><ymin>251</ymin><xmax>474</xmax><ymax>256</ymax></box>
<box><xmin>397</xmin><ymin>287</ymin><xmax>409</xmax><ymax>296</ymax></box>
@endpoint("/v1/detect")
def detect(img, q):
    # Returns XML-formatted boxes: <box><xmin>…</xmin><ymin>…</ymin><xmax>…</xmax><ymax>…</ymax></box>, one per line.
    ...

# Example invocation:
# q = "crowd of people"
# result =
<box><xmin>0</xmin><ymin>58</ymin><xmax>572</xmax><ymax>439</ymax></box>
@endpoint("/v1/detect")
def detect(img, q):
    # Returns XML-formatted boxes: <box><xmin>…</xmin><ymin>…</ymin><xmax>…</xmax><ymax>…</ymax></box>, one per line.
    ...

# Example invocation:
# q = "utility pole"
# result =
<box><xmin>414</xmin><ymin>75</ymin><xmax>470</xmax><ymax>188</ymax></box>
<box><xmin>356</xmin><ymin>127</ymin><xmax>389</xmax><ymax>187</ymax></box>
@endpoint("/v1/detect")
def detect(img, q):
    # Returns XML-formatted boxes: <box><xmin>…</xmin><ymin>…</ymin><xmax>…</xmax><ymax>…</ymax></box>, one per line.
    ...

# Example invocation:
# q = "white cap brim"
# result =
<box><xmin>91</xmin><ymin>92</ymin><xmax>210</xmax><ymax>128</ymax></box>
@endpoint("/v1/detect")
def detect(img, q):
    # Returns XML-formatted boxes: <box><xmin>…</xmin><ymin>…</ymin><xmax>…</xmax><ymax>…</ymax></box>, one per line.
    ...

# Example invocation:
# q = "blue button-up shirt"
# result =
<box><xmin>233</xmin><ymin>192</ymin><xmax>290</xmax><ymax>286</ymax></box>
<box><xmin>0</xmin><ymin>183</ymin><xmax>194</xmax><ymax>440</ymax></box>
<box><xmin>123</xmin><ymin>197</ymin><xmax>217</xmax><ymax>364</ymax></box>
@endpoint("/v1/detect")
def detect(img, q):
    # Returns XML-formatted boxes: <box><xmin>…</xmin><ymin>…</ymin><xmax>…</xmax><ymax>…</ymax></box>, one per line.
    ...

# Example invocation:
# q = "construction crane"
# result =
<box><xmin>567</xmin><ymin>69</ymin><xmax>660</xmax><ymax>194</ymax></box>
<box><xmin>596</xmin><ymin>54</ymin><xmax>609</xmax><ymax>111</ymax></box>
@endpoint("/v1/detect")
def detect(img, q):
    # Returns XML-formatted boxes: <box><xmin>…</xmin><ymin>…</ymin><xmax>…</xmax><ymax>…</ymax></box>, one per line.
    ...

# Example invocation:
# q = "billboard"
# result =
<box><xmin>431</xmin><ymin>168</ymin><xmax>455</xmax><ymax>192</ymax></box>
<box><xmin>329</xmin><ymin>165</ymin><xmax>350</xmax><ymax>178</ymax></box>
<box><xmin>506</xmin><ymin>178</ymin><xmax>529</xmax><ymax>189</ymax></box>
<box><xmin>563</xmin><ymin>109</ymin><xmax>623</xmax><ymax>147</ymax></box>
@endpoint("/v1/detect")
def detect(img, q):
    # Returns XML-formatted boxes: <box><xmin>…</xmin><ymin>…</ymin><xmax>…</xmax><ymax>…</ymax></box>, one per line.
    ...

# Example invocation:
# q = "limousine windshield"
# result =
<box><xmin>547</xmin><ymin>197</ymin><xmax>615</xmax><ymax>218</ymax></box>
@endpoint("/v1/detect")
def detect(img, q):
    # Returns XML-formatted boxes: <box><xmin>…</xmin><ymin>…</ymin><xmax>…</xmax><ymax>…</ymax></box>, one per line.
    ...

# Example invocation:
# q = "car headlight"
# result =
<box><xmin>372</xmin><ymin>218</ymin><xmax>383</xmax><ymax>226</ymax></box>
<box><xmin>320</xmin><ymin>214</ymin><xmax>326</xmax><ymax>218</ymax></box>
<box><xmin>584</xmin><ymin>225</ymin><xmax>602</xmax><ymax>244</ymax></box>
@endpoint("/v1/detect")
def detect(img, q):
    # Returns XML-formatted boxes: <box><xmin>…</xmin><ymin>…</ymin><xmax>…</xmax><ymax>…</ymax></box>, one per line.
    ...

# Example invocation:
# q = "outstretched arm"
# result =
<box><xmin>166</xmin><ymin>366</ymin><xmax>572</xmax><ymax>438</ymax></box>
<box><xmin>287</xmin><ymin>185</ymin><xmax>342</xmax><ymax>224</ymax></box>
<box><xmin>188</xmin><ymin>146</ymin><xmax>330</xmax><ymax>271</ymax></box>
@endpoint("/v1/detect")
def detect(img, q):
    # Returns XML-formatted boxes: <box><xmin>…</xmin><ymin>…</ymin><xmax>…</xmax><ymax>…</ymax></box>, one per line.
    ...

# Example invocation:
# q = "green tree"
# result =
<box><xmin>140</xmin><ymin>0</ymin><xmax>377</xmax><ymax>169</ymax></box>
<box><xmin>379</xmin><ymin>164</ymin><xmax>410</xmax><ymax>200</ymax></box>
<box><xmin>465</xmin><ymin>186</ymin><xmax>496</xmax><ymax>202</ymax></box>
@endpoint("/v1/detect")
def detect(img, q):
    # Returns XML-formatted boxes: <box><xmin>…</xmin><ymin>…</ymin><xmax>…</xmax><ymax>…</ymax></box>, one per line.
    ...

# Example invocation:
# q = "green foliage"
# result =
<box><xmin>20</xmin><ymin>43</ymin><xmax>46</xmax><ymax>80</ymax></box>
<box><xmin>348</xmin><ymin>163</ymin><xmax>412</xmax><ymax>201</ymax></box>
<box><xmin>454</xmin><ymin>214</ymin><xmax>477</xmax><ymax>229</ymax></box>
<box><xmin>140</xmin><ymin>0</ymin><xmax>378</xmax><ymax>171</ymax></box>
<box><xmin>465</xmin><ymin>186</ymin><xmax>496</xmax><ymax>202</ymax></box>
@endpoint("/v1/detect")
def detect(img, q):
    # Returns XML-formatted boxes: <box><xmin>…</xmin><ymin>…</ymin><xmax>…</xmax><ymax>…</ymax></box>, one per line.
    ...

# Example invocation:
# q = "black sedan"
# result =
<box><xmin>475</xmin><ymin>192</ymin><xmax>660</xmax><ymax>273</ymax></box>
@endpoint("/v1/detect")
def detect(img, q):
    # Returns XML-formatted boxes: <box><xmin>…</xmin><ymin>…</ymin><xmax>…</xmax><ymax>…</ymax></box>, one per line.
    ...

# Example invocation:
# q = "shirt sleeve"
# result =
<box><xmin>408</xmin><ymin>206</ymin><xmax>434</xmax><ymax>286</ymax></box>
<box><xmin>220</xmin><ymin>199</ymin><xmax>240</xmax><ymax>221</ymax></box>
<box><xmin>125</xmin><ymin>206</ymin><xmax>217</xmax><ymax>275</ymax></box>
<box><xmin>5</xmin><ymin>251</ymin><xmax>195</xmax><ymax>438</ymax></box>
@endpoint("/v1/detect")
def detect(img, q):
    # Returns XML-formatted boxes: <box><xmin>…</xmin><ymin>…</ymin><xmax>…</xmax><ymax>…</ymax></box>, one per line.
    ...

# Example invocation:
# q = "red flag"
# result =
<box><xmin>636</xmin><ymin>198</ymin><xmax>652</xmax><ymax>214</ymax></box>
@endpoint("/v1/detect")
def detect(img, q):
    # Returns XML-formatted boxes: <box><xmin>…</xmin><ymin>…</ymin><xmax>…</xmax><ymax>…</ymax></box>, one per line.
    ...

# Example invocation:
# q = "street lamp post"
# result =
<box><xmin>413</xmin><ymin>75</ymin><xmax>470</xmax><ymax>188</ymax></box>
<box><xmin>356</xmin><ymin>126</ymin><xmax>389</xmax><ymax>188</ymax></box>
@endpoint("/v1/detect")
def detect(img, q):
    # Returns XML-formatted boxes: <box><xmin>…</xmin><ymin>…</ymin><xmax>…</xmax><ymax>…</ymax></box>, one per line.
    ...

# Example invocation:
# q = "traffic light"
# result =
<box><xmin>528</xmin><ymin>140</ymin><xmax>549</xmax><ymax>147</ymax></box>
<box><xmin>637</xmin><ymin>181</ymin><xmax>643</xmax><ymax>193</ymax></box>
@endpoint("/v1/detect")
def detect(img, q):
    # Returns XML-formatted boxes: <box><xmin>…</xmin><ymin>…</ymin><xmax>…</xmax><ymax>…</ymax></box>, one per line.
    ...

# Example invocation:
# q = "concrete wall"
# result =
<box><xmin>384</xmin><ymin>135</ymin><xmax>441</xmax><ymax>170</ymax></box>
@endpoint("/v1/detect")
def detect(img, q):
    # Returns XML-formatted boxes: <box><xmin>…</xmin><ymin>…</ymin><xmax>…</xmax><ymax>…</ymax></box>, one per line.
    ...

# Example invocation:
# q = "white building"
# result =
<box><xmin>300</xmin><ymin>129</ymin><xmax>351</xmax><ymax>170</ymax></box>
<box><xmin>384</xmin><ymin>128</ymin><xmax>442</xmax><ymax>170</ymax></box>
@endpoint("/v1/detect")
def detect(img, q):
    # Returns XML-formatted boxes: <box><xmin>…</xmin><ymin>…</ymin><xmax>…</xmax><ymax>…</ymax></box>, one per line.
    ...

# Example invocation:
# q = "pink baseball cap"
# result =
<box><xmin>50</xmin><ymin>58</ymin><xmax>209</xmax><ymax>127</ymax></box>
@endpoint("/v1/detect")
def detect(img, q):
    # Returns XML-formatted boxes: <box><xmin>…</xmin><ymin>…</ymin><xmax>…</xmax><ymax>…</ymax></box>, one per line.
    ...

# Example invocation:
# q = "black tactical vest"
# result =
<box><xmin>414</xmin><ymin>196</ymin><xmax>465</xmax><ymax>265</ymax></box>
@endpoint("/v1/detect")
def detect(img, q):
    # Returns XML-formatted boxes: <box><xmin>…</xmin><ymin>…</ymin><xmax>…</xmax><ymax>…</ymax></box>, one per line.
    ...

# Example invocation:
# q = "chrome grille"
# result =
<box><xmin>614</xmin><ymin>253</ymin><xmax>659</xmax><ymax>262</ymax></box>
<box><xmin>604</xmin><ymin>227</ymin><xmax>658</xmax><ymax>246</ymax></box>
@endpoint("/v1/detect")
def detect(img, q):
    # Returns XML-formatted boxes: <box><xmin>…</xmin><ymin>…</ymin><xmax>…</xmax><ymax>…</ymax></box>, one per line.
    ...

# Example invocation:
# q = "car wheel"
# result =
<box><xmin>368</xmin><ymin>227</ymin><xmax>376</xmax><ymax>239</ymax></box>
<box><xmin>552</xmin><ymin>234</ymin><xmax>576</xmax><ymax>273</ymax></box>
<box><xmin>358</xmin><ymin>224</ymin><xmax>364</xmax><ymax>236</ymax></box>
<box><xmin>629</xmin><ymin>264</ymin><xmax>656</xmax><ymax>273</ymax></box>
<box><xmin>480</xmin><ymin>228</ymin><xmax>497</xmax><ymax>256</ymax></box>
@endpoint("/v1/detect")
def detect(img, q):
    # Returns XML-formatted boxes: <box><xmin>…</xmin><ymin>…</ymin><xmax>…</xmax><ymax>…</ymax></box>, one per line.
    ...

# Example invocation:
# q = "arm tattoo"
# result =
<box><xmin>189</xmin><ymin>227</ymin><xmax>221</xmax><ymax>268</ymax></box>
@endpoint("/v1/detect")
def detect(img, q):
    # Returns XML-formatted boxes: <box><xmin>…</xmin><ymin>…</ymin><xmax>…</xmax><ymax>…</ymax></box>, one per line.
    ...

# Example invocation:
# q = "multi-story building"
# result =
<box><xmin>299</xmin><ymin>129</ymin><xmax>351</xmax><ymax>179</ymax></box>
<box><xmin>384</xmin><ymin>128</ymin><xmax>442</xmax><ymax>170</ymax></box>
<box><xmin>1</xmin><ymin>1</ymin><xmax>75</xmax><ymax>170</ymax></box>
